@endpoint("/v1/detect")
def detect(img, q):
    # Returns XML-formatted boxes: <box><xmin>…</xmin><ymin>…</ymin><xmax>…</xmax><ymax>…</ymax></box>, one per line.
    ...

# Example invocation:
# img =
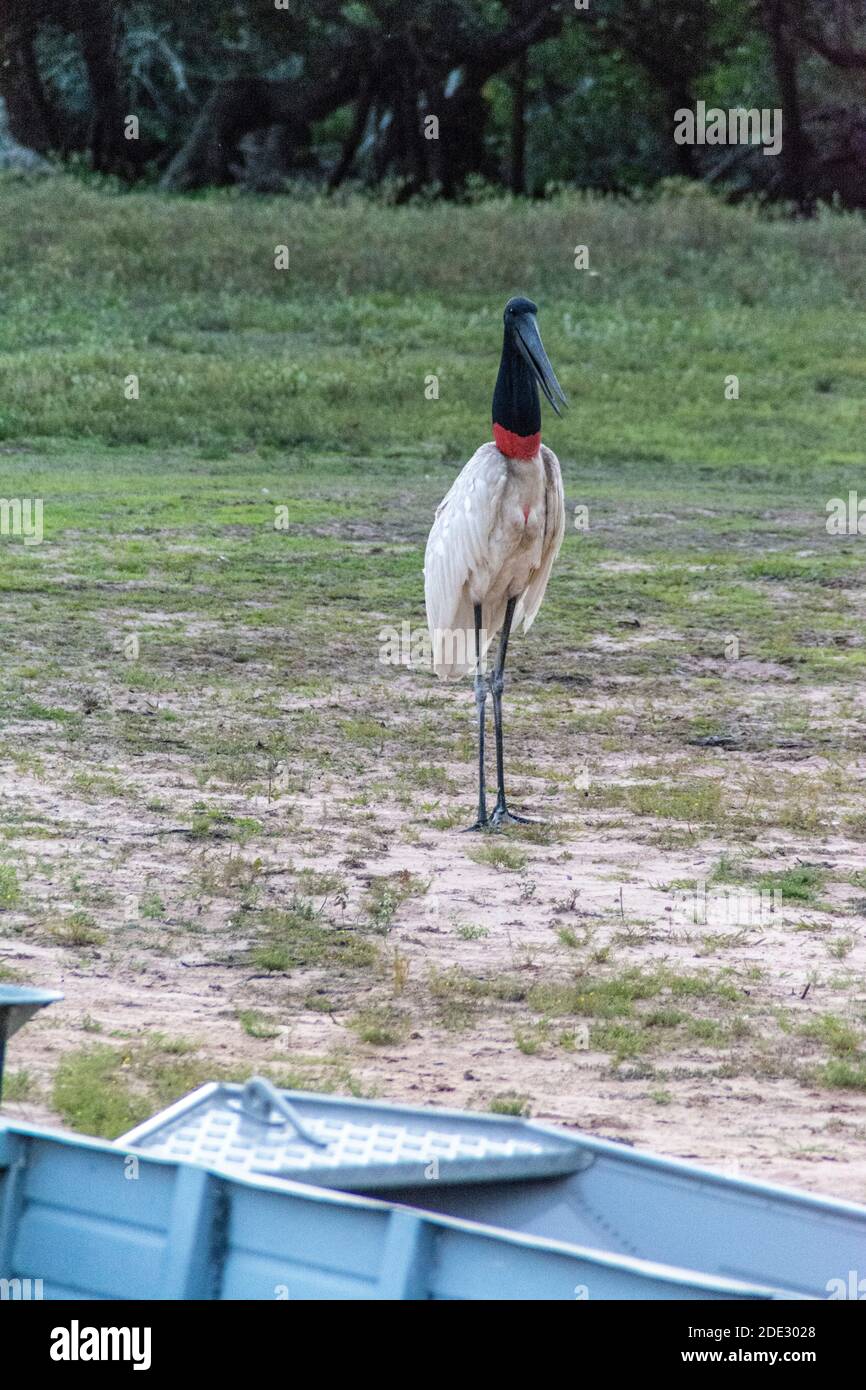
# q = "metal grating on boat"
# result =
<box><xmin>118</xmin><ymin>1077</ymin><xmax>589</xmax><ymax>1191</ymax></box>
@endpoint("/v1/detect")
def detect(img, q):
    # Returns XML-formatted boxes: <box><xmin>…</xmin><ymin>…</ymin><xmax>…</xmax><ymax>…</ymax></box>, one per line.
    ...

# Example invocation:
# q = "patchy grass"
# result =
<box><xmin>49</xmin><ymin>910</ymin><xmax>105</xmax><ymax>947</ymax></box>
<box><xmin>468</xmin><ymin>844</ymin><xmax>529</xmax><ymax>872</ymax></box>
<box><xmin>362</xmin><ymin>872</ymin><xmax>429</xmax><ymax>930</ymax></box>
<box><xmin>53</xmin><ymin>1045</ymin><xmax>159</xmax><ymax>1137</ymax></box>
<box><xmin>252</xmin><ymin>900</ymin><xmax>379</xmax><ymax>973</ymax></box>
<box><xmin>3</xmin><ymin>1069</ymin><xmax>35</xmax><ymax>1102</ymax></box>
<box><xmin>818</xmin><ymin>1059</ymin><xmax>866</xmax><ymax>1091</ymax></box>
<box><xmin>348</xmin><ymin>1005</ymin><xmax>410</xmax><ymax>1046</ymax></box>
<box><xmin>50</xmin><ymin>1035</ymin><xmax>360</xmax><ymax>1137</ymax></box>
<box><xmin>236</xmin><ymin>1009</ymin><xmax>281</xmax><ymax>1040</ymax></box>
<box><xmin>0</xmin><ymin>864</ymin><xmax>22</xmax><ymax>908</ymax></box>
<box><xmin>528</xmin><ymin>967</ymin><xmax>739</xmax><ymax>1021</ymax></box>
<box><xmin>488</xmin><ymin>1093</ymin><xmax>530</xmax><ymax>1117</ymax></box>
<box><xmin>802</xmin><ymin>1014</ymin><xmax>863</xmax><ymax>1057</ymax></box>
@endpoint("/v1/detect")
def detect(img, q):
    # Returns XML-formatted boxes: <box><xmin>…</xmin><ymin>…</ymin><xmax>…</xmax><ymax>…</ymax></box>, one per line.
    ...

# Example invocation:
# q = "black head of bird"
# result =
<box><xmin>493</xmin><ymin>298</ymin><xmax>567</xmax><ymax>460</ymax></box>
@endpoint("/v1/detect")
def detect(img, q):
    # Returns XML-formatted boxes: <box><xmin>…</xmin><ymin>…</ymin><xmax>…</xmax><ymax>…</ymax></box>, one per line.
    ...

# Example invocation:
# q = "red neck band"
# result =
<box><xmin>493</xmin><ymin>423</ymin><xmax>541</xmax><ymax>459</ymax></box>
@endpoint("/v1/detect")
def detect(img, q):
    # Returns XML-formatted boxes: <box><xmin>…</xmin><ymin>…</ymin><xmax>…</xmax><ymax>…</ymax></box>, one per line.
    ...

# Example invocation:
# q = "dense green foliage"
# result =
<box><xmin>7</xmin><ymin>2</ymin><xmax>866</xmax><ymax>204</ymax></box>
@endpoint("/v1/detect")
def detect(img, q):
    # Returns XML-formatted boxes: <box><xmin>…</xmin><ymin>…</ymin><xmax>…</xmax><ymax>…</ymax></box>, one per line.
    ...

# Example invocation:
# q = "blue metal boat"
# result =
<box><xmin>1</xmin><ymin>989</ymin><xmax>864</xmax><ymax>1300</ymax></box>
<box><xmin>117</xmin><ymin>1077</ymin><xmax>866</xmax><ymax>1300</ymax></box>
<box><xmin>1</xmin><ymin>1117</ymin><xmax>788</xmax><ymax>1301</ymax></box>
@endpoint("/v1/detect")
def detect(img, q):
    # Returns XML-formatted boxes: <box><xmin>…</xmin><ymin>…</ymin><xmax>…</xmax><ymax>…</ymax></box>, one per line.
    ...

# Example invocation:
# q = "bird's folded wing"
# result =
<box><xmin>424</xmin><ymin>443</ymin><xmax>504</xmax><ymax>642</ymax></box>
<box><xmin>518</xmin><ymin>445</ymin><xmax>566</xmax><ymax>633</ymax></box>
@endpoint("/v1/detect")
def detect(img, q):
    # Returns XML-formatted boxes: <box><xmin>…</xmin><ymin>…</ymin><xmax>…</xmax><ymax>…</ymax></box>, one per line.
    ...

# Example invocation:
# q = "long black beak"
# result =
<box><xmin>513</xmin><ymin>314</ymin><xmax>568</xmax><ymax>416</ymax></box>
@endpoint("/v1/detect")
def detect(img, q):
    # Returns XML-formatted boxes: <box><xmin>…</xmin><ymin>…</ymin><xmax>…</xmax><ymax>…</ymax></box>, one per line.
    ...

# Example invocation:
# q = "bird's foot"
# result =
<box><xmin>490</xmin><ymin>804</ymin><xmax>538</xmax><ymax>829</ymax></box>
<box><xmin>462</xmin><ymin>815</ymin><xmax>491</xmax><ymax>833</ymax></box>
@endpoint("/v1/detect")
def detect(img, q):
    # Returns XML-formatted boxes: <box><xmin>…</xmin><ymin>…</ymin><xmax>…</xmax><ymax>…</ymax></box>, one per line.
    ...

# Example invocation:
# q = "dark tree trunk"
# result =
<box><xmin>0</xmin><ymin>1</ymin><xmax>58</xmax><ymax>152</ymax></box>
<box><xmin>395</xmin><ymin>70</ymin><xmax>427</xmax><ymax>192</ymax></box>
<box><xmin>438</xmin><ymin>81</ymin><xmax>491</xmax><ymax>196</ymax></box>
<box><xmin>665</xmin><ymin>89</ymin><xmax>698</xmax><ymax>177</ymax></box>
<box><xmin>764</xmin><ymin>0</ymin><xmax>813</xmax><ymax>211</ymax></box>
<box><xmin>510</xmin><ymin>52</ymin><xmax>526</xmax><ymax>194</ymax></box>
<box><xmin>72</xmin><ymin>0</ymin><xmax>130</xmax><ymax>172</ymax></box>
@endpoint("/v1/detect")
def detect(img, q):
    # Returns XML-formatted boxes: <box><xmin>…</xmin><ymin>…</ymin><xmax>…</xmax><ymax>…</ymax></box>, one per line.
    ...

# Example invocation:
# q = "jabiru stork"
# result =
<box><xmin>424</xmin><ymin>297</ymin><xmax>567</xmax><ymax>830</ymax></box>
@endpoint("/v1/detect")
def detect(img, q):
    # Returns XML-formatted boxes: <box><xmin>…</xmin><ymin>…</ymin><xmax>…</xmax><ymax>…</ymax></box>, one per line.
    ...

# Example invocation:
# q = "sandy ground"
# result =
<box><xmin>4</xmin><ymin>703</ymin><xmax>866</xmax><ymax>1204</ymax></box>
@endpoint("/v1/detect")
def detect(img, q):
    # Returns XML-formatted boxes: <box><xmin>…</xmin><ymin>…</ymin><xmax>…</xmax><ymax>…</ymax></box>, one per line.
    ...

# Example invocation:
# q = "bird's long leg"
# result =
<box><xmin>463</xmin><ymin>602</ymin><xmax>489</xmax><ymax>831</ymax></box>
<box><xmin>490</xmin><ymin>595</ymin><xmax>535</xmax><ymax>828</ymax></box>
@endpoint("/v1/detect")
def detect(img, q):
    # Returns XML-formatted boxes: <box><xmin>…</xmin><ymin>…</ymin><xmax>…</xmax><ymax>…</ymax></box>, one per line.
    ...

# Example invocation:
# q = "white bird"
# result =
<box><xmin>424</xmin><ymin>296</ymin><xmax>566</xmax><ymax>829</ymax></box>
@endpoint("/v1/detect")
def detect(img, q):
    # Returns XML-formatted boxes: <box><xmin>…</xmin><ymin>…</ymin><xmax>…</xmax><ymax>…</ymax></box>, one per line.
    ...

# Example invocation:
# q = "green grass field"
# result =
<box><xmin>1</xmin><ymin>174</ymin><xmax>866</xmax><ymax>1194</ymax></box>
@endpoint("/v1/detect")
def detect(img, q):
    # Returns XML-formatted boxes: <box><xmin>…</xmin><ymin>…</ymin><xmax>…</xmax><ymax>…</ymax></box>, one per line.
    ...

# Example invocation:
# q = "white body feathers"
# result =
<box><xmin>424</xmin><ymin>441</ymin><xmax>565</xmax><ymax>679</ymax></box>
